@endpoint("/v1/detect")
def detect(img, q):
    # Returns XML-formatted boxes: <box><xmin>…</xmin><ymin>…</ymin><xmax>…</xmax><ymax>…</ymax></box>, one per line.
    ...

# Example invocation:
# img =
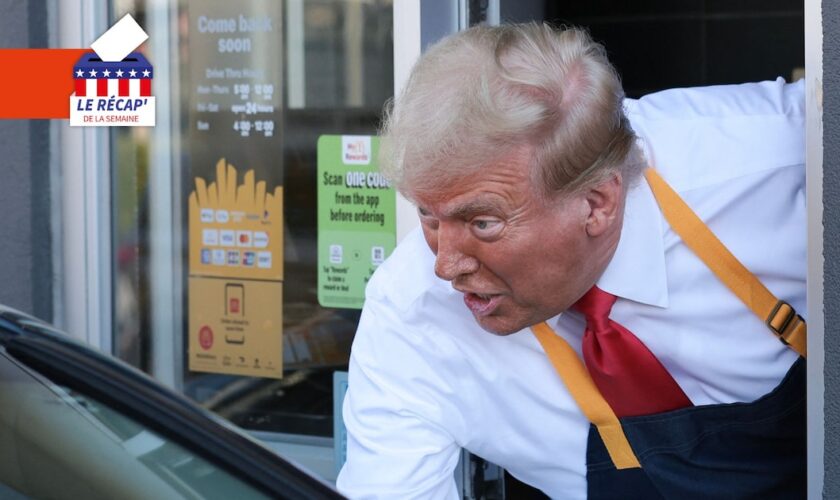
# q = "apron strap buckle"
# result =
<box><xmin>766</xmin><ymin>300</ymin><xmax>806</xmax><ymax>353</ymax></box>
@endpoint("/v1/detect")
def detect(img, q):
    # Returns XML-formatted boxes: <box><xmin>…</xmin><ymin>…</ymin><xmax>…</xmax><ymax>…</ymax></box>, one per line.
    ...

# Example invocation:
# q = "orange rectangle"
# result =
<box><xmin>0</xmin><ymin>49</ymin><xmax>89</xmax><ymax>119</ymax></box>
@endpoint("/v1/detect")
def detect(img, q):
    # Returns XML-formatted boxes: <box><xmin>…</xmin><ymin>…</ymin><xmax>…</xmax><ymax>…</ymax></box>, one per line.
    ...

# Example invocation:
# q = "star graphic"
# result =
<box><xmin>142</xmin><ymin>69</ymin><xmax>150</xmax><ymax>78</ymax></box>
<box><xmin>115</xmin><ymin>69</ymin><xmax>124</xmax><ymax>77</ymax></box>
<box><xmin>75</xmin><ymin>69</ymin><xmax>84</xmax><ymax>78</ymax></box>
<box><xmin>102</xmin><ymin>69</ymin><xmax>111</xmax><ymax>77</ymax></box>
<box><xmin>129</xmin><ymin>69</ymin><xmax>137</xmax><ymax>77</ymax></box>
<box><xmin>88</xmin><ymin>69</ymin><xmax>97</xmax><ymax>77</ymax></box>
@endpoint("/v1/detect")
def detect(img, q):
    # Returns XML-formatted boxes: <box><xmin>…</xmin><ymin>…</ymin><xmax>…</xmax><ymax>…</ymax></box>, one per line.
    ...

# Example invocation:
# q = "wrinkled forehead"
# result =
<box><xmin>401</xmin><ymin>144</ymin><xmax>540</xmax><ymax>201</ymax></box>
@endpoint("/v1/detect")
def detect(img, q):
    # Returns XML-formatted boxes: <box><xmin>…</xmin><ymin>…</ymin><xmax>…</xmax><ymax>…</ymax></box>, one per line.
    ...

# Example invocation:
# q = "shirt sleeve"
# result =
<box><xmin>336</xmin><ymin>293</ymin><xmax>463</xmax><ymax>500</ymax></box>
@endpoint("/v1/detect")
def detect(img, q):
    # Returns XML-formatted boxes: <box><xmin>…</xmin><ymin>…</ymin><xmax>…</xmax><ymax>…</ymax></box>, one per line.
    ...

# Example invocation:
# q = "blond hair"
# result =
<box><xmin>379</xmin><ymin>23</ymin><xmax>642</xmax><ymax>199</ymax></box>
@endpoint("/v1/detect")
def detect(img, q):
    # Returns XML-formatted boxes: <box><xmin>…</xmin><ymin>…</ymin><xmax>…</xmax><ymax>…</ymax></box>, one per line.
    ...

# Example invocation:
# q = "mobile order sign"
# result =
<box><xmin>317</xmin><ymin>135</ymin><xmax>396</xmax><ymax>309</ymax></box>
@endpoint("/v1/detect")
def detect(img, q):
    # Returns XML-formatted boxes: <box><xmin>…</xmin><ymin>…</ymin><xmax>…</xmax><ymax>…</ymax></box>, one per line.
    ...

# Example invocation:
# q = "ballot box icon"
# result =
<box><xmin>70</xmin><ymin>51</ymin><xmax>156</xmax><ymax>126</ymax></box>
<box><xmin>73</xmin><ymin>51</ymin><xmax>153</xmax><ymax>97</ymax></box>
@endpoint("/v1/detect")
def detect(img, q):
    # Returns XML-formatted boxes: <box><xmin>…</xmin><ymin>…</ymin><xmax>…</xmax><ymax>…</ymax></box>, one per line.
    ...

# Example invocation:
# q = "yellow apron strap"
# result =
<box><xmin>644</xmin><ymin>168</ymin><xmax>807</xmax><ymax>357</ymax></box>
<box><xmin>530</xmin><ymin>322</ymin><xmax>641</xmax><ymax>469</ymax></box>
<box><xmin>531</xmin><ymin>169</ymin><xmax>803</xmax><ymax>469</ymax></box>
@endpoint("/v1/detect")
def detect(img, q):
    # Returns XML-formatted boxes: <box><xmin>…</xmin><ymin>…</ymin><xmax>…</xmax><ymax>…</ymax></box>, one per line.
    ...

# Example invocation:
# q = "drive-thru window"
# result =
<box><xmin>44</xmin><ymin>1</ymin><xmax>817</xmax><ymax>498</ymax></box>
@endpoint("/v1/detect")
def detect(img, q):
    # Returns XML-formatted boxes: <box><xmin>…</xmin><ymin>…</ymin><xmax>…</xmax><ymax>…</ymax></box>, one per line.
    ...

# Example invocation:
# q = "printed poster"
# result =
<box><xmin>185</xmin><ymin>0</ymin><xmax>283</xmax><ymax>378</ymax></box>
<box><xmin>188</xmin><ymin>159</ymin><xmax>284</xmax><ymax>378</ymax></box>
<box><xmin>317</xmin><ymin>135</ymin><xmax>396</xmax><ymax>309</ymax></box>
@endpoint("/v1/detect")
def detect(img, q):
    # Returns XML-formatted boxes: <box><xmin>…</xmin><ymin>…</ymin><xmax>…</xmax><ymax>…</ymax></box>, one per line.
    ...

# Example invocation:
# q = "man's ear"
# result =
<box><xmin>584</xmin><ymin>173</ymin><xmax>623</xmax><ymax>237</ymax></box>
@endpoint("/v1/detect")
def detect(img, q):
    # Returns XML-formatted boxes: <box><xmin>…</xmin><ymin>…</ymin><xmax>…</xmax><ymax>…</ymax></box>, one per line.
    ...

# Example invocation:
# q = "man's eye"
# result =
<box><xmin>417</xmin><ymin>207</ymin><xmax>439</xmax><ymax>229</ymax></box>
<box><xmin>470</xmin><ymin>218</ymin><xmax>503</xmax><ymax>238</ymax></box>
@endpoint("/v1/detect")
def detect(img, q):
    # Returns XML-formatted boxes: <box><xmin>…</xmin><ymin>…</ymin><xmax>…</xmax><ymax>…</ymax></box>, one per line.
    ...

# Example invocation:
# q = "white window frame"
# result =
<box><xmin>56</xmin><ymin>0</ymin><xmax>112</xmax><ymax>352</ymax></box>
<box><xmin>394</xmin><ymin>0</ymin><xmax>422</xmax><ymax>243</ymax></box>
<box><xmin>805</xmin><ymin>0</ymin><xmax>824</xmax><ymax>496</ymax></box>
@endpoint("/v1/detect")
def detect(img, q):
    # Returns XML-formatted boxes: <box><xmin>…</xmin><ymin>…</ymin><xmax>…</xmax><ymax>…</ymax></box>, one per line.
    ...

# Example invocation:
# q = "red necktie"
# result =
<box><xmin>573</xmin><ymin>286</ymin><xmax>692</xmax><ymax>417</ymax></box>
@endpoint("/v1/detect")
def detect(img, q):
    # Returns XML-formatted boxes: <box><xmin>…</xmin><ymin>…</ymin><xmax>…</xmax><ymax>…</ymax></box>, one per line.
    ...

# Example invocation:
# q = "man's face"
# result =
<box><xmin>411</xmin><ymin>152</ymin><xmax>609</xmax><ymax>335</ymax></box>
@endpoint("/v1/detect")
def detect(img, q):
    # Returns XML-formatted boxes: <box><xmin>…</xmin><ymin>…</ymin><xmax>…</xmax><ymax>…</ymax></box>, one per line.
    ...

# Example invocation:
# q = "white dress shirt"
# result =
<box><xmin>337</xmin><ymin>79</ymin><xmax>806</xmax><ymax>499</ymax></box>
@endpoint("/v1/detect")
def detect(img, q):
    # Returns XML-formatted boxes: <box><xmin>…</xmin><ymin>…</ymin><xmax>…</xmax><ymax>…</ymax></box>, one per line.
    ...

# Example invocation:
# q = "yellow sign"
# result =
<box><xmin>188</xmin><ymin>278</ymin><xmax>283</xmax><ymax>378</ymax></box>
<box><xmin>188</xmin><ymin>159</ymin><xmax>283</xmax><ymax>280</ymax></box>
<box><xmin>187</xmin><ymin>159</ymin><xmax>284</xmax><ymax>378</ymax></box>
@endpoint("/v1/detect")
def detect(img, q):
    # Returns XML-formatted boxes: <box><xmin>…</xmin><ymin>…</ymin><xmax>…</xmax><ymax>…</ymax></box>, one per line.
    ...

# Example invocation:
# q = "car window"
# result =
<box><xmin>0</xmin><ymin>350</ymin><xmax>268</xmax><ymax>500</ymax></box>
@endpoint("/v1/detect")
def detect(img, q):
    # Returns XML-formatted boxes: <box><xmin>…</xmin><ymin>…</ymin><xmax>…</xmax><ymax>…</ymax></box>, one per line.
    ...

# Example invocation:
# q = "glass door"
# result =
<box><xmin>110</xmin><ymin>0</ymin><xmax>394</xmax><ymax>482</ymax></box>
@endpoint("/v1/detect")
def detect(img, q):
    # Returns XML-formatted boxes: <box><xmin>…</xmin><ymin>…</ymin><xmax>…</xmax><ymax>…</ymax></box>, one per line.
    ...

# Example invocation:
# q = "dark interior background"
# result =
<box><xmin>502</xmin><ymin>0</ymin><xmax>805</xmax><ymax>98</ymax></box>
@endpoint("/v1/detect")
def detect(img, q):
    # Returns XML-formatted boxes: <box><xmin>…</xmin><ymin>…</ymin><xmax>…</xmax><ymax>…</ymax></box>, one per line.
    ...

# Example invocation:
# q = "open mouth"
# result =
<box><xmin>463</xmin><ymin>292</ymin><xmax>502</xmax><ymax>317</ymax></box>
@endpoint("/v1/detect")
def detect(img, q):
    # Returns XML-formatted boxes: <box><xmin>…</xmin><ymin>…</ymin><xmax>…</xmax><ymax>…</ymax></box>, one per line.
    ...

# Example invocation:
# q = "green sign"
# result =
<box><xmin>317</xmin><ymin>135</ymin><xmax>396</xmax><ymax>309</ymax></box>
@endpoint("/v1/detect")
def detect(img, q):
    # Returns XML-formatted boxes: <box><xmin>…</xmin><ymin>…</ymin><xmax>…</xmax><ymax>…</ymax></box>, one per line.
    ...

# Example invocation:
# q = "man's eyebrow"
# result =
<box><xmin>442</xmin><ymin>198</ymin><xmax>504</xmax><ymax>219</ymax></box>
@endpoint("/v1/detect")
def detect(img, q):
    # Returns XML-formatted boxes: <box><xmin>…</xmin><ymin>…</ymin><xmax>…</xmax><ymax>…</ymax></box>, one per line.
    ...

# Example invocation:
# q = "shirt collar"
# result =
<box><xmin>595</xmin><ymin>174</ymin><xmax>669</xmax><ymax>308</ymax></box>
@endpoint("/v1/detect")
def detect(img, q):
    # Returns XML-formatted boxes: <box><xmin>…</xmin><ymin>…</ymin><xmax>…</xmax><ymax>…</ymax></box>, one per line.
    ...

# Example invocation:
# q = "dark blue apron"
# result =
<box><xmin>586</xmin><ymin>357</ymin><xmax>806</xmax><ymax>499</ymax></box>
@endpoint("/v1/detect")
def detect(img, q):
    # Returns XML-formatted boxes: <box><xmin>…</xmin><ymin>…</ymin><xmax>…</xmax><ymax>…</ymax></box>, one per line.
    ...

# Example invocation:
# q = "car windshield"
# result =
<box><xmin>0</xmin><ymin>348</ymin><xmax>269</xmax><ymax>500</ymax></box>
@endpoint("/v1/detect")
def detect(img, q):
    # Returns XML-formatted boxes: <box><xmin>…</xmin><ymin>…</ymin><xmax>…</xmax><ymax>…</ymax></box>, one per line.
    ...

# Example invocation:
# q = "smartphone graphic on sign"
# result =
<box><xmin>225</xmin><ymin>283</ymin><xmax>245</xmax><ymax>344</ymax></box>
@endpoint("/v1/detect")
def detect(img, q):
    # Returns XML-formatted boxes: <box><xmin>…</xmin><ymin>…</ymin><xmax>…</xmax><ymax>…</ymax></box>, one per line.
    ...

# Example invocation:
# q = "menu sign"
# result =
<box><xmin>185</xmin><ymin>0</ymin><xmax>283</xmax><ymax>378</ymax></box>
